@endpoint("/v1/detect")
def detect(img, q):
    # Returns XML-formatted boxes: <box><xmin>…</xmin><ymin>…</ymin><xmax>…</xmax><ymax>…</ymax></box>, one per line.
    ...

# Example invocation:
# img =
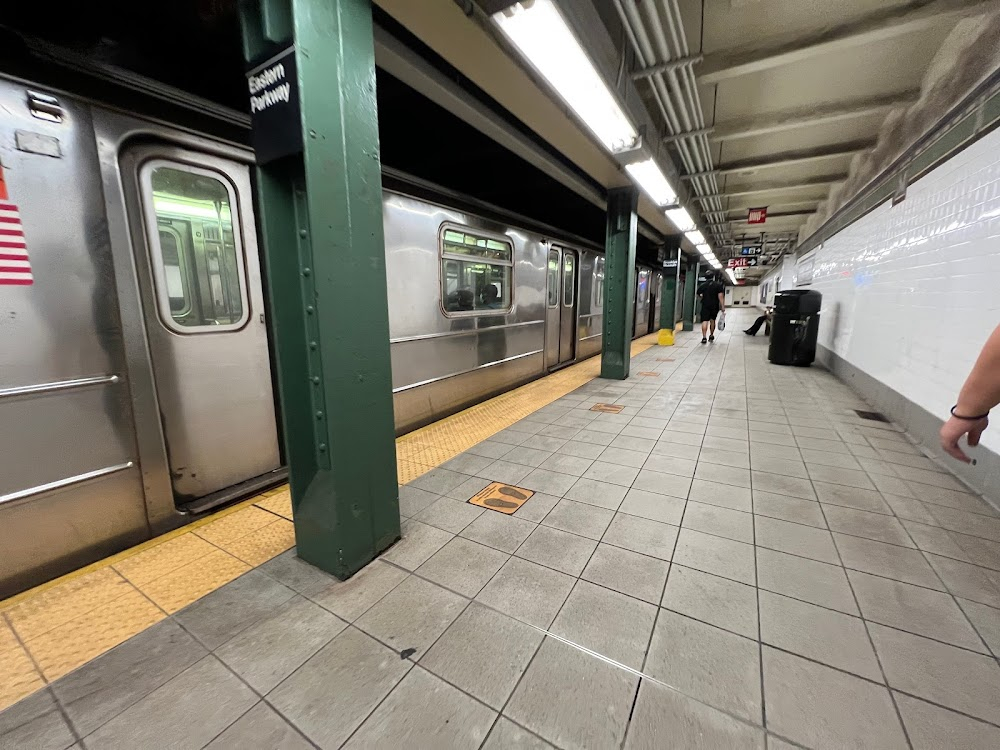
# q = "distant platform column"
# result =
<box><xmin>659</xmin><ymin>247</ymin><xmax>679</xmax><ymax>332</ymax></box>
<box><xmin>682</xmin><ymin>259</ymin><xmax>699</xmax><ymax>331</ymax></box>
<box><xmin>601</xmin><ymin>187</ymin><xmax>638</xmax><ymax>380</ymax></box>
<box><xmin>240</xmin><ymin>0</ymin><xmax>399</xmax><ymax>579</ymax></box>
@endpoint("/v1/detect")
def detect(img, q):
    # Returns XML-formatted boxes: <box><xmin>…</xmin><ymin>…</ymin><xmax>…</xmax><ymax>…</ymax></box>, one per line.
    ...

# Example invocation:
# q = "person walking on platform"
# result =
<box><xmin>698</xmin><ymin>270</ymin><xmax>725</xmax><ymax>344</ymax></box>
<box><xmin>941</xmin><ymin>323</ymin><xmax>1000</xmax><ymax>462</ymax></box>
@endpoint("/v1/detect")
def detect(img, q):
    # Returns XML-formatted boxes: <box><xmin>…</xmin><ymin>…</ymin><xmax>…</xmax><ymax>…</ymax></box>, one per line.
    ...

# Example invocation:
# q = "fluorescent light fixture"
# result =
<box><xmin>726</xmin><ymin>269</ymin><xmax>737</xmax><ymax>283</ymax></box>
<box><xmin>686</xmin><ymin>230</ymin><xmax>707</xmax><ymax>246</ymax></box>
<box><xmin>666</xmin><ymin>207</ymin><xmax>696</xmax><ymax>233</ymax></box>
<box><xmin>625</xmin><ymin>159</ymin><xmax>677</xmax><ymax>206</ymax></box>
<box><xmin>494</xmin><ymin>0</ymin><xmax>638</xmax><ymax>152</ymax></box>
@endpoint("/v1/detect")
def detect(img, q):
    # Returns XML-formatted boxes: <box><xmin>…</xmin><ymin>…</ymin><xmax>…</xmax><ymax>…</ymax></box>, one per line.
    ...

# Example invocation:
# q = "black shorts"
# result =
<box><xmin>700</xmin><ymin>305</ymin><xmax>720</xmax><ymax>321</ymax></box>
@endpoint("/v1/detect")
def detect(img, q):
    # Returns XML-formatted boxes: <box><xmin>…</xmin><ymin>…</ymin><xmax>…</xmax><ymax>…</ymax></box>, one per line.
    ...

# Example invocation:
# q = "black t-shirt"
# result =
<box><xmin>698</xmin><ymin>281</ymin><xmax>723</xmax><ymax>309</ymax></box>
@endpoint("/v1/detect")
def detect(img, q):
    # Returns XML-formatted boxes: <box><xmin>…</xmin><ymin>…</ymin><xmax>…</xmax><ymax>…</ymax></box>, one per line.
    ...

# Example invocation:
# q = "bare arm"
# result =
<box><xmin>718</xmin><ymin>290</ymin><xmax>725</xmax><ymax>310</ymax></box>
<box><xmin>940</xmin><ymin>324</ymin><xmax>1000</xmax><ymax>462</ymax></box>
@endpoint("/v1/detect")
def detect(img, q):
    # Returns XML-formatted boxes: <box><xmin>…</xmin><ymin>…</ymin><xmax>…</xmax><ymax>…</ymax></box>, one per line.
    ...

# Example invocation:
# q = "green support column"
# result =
<box><xmin>658</xmin><ymin>250</ymin><xmax>678</xmax><ymax>331</ymax></box>
<box><xmin>241</xmin><ymin>0</ymin><xmax>399</xmax><ymax>579</ymax></box>
<box><xmin>682</xmin><ymin>259</ymin><xmax>698</xmax><ymax>331</ymax></box>
<box><xmin>601</xmin><ymin>187</ymin><xmax>638</xmax><ymax>380</ymax></box>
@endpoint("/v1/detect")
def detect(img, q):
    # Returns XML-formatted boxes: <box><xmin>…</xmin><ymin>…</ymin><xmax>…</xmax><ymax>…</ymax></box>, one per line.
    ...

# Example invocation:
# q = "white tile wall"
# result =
<box><xmin>807</xmin><ymin>128</ymin><xmax>1000</xmax><ymax>451</ymax></box>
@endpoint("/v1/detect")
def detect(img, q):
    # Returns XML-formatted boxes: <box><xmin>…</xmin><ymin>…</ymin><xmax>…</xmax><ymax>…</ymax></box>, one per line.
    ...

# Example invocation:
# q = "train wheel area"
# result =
<box><xmin>0</xmin><ymin>332</ymin><xmax>662</xmax><ymax>713</ymax></box>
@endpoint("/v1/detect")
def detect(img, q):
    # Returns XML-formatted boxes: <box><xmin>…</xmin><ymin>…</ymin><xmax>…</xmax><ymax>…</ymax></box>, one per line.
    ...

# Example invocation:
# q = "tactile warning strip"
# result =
<box><xmin>0</xmin><ymin>335</ymin><xmax>659</xmax><ymax>710</ymax></box>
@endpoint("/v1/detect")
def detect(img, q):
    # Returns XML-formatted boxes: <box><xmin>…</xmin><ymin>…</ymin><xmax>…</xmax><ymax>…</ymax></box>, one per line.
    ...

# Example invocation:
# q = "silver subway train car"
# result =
<box><xmin>0</xmin><ymin>75</ymin><xmax>664</xmax><ymax>596</ymax></box>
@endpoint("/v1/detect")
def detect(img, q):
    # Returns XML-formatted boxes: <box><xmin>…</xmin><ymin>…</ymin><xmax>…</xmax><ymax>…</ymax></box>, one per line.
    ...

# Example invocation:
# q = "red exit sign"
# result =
<box><xmin>747</xmin><ymin>207</ymin><xmax>768</xmax><ymax>224</ymax></box>
<box><xmin>728</xmin><ymin>258</ymin><xmax>750</xmax><ymax>268</ymax></box>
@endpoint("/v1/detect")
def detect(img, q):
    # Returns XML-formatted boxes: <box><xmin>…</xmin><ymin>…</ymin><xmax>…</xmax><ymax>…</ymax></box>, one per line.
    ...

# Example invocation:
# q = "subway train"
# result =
<box><xmin>0</xmin><ymin>72</ymin><xmax>666</xmax><ymax>597</ymax></box>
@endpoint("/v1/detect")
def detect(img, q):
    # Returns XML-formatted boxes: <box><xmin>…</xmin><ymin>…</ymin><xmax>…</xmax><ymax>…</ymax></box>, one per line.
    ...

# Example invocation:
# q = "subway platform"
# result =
<box><xmin>3</xmin><ymin>310</ymin><xmax>1000</xmax><ymax>749</ymax></box>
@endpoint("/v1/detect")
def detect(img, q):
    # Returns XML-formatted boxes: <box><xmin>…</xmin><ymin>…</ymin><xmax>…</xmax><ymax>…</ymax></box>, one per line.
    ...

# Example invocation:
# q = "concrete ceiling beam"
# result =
<box><xmin>682</xmin><ymin>142</ymin><xmax>872</xmax><ymax>179</ymax></box>
<box><xmin>697</xmin><ymin>0</ymin><xmax>996</xmax><ymax>83</ymax></box>
<box><xmin>693</xmin><ymin>175</ymin><xmax>847</xmax><ymax>200</ymax></box>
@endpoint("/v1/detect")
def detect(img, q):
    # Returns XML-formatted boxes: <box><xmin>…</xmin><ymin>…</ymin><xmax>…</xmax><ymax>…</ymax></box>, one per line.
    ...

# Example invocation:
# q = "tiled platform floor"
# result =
<box><xmin>4</xmin><ymin>311</ymin><xmax>1000</xmax><ymax>749</ymax></box>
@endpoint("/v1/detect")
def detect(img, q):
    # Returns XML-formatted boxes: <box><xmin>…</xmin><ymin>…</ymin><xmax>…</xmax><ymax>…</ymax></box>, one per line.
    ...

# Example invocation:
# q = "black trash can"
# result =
<box><xmin>768</xmin><ymin>290</ymin><xmax>822</xmax><ymax>366</ymax></box>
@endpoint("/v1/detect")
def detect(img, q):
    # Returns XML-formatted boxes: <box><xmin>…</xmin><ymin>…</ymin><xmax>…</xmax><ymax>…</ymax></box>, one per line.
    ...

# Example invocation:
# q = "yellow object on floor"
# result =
<box><xmin>0</xmin><ymin>335</ymin><xmax>658</xmax><ymax>711</ymax></box>
<box><xmin>658</xmin><ymin>328</ymin><xmax>675</xmax><ymax>346</ymax></box>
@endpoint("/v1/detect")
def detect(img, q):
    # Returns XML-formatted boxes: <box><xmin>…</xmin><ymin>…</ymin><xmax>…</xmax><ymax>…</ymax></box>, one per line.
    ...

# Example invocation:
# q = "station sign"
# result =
<box><xmin>747</xmin><ymin>207</ymin><xmax>768</xmax><ymax>225</ymax></box>
<box><xmin>740</xmin><ymin>246</ymin><xmax>762</xmax><ymax>255</ymax></box>
<box><xmin>247</xmin><ymin>46</ymin><xmax>302</xmax><ymax>165</ymax></box>
<box><xmin>662</xmin><ymin>259</ymin><xmax>679</xmax><ymax>269</ymax></box>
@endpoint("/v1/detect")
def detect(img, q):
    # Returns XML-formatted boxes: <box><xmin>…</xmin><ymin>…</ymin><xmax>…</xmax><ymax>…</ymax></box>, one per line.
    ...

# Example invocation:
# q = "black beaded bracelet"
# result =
<box><xmin>951</xmin><ymin>405</ymin><xmax>990</xmax><ymax>421</ymax></box>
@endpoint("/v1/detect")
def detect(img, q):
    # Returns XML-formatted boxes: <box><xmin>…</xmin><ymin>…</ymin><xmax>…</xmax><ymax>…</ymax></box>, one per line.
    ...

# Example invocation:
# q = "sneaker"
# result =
<box><xmin>709</xmin><ymin>335</ymin><xmax>715</xmax><ymax>342</ymax></box>
<box><xmin>701</xmin><ymin>337</ymin><xmax>707</xmax><ymax>344</ymax></box>
<box><xmin>744</xmin><ymin>329</ymin><xmax>753</xmax><ymax>336</ymax></box>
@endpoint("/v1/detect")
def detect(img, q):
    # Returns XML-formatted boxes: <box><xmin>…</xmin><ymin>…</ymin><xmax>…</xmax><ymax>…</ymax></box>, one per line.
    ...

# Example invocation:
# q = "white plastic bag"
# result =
<box><xmin>717</xmin><ymin>310</ymin><xmax>727</xmax><ymax>331</ymax></box>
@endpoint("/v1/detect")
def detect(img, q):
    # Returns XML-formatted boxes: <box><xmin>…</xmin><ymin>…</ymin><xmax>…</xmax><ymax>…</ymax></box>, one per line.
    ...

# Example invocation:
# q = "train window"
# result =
<box><xmin>638</xmin><ymin>269</ymin><xmax>649</xmax><ymax>305</ymax></box>
<box><xmin>440</xmin><ymin>225</ymin><xmax>513</xmax><ymax>315</ymax></box>
<box><xmin>141</xmin><ymin>162</ymin><xmax>249</xmax><ymax>333</ymax></box>
<box><xmin>563</xmin><ymin>253</ymin><xmax>576</xmax><ymax>307</ymax></box>
<box><xmin>593</xmin><ymin>256</ymin><xmax>605</xmax><ymax>308</ymax></box>
<box><xmin>547</xmin><ymin>250</ymin><xmax>559</xmax><ymax>307</ymax></box>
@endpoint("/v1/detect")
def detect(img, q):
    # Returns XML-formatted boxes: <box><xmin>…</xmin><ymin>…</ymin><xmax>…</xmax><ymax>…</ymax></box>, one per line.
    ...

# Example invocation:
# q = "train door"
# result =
<box><xmin>123</xmin><ymin>144</ymin><xmax>280</xmax><ymax>506</ymax></box>
<box><xmin>544</xmin><ymin>246</ymin><xmax>578</xmax><ymax>369</ymax></box>
<box><xmin>634</xmin><ymin>268</ymin><xmax>651</xmax><ymax>337</ymax></box>
<box><xmin>650</xmin><ymin>271</ymin><xmax>663</xmax><ymax>331</ymax></box>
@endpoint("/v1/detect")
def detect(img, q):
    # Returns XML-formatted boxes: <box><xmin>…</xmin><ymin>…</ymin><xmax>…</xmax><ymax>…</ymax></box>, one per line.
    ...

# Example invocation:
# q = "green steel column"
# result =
<box><xmin>601</xmin><ymin>187</ymin><xmax>638</xmax><ymax>380</ymax></box>
<box><xmin>659</xmin><ymin>250</ymin><xmax>678</xmax><ymax>331</ymax></box>
<box><xmin>682</xmin><ymin>259</ymin><xmax>698</xmax><ymax>331</ymax></box>
<box><xmin>241</xmin><ymin>0</ymin><xmax>399</xmax><ymax>579</ymax></box>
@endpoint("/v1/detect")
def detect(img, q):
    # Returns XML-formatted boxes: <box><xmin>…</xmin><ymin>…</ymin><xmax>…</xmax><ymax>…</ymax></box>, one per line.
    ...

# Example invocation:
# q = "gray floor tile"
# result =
<box><xmin>661</xmin><ymin>564</ymin><xmax>758</xmax><ymax>639</ymax></box>
<box><xmin>343</xmin><ymin>666</ymin><xmax>496</xmax><ymax>749</ymax></box>
<box><xmin>695</xmin><ymin>461</ymin><xmax>752</xmax><ymax>489</ymax></box>
<box><xmin>51</xmin><ymin>618</ymin><xmax>206</xmax><ymax>737</ymax></box>
<box><xmin>558</xmin><ymin>440</ymin><xmax>607</xmax><ymax>460</ymax></box>
<box><xmin>480</xmin><ymin>460</ymin><xmax>534</xmax><ymax>485</ymax></box>
<box><xmin>551</xmin><ymin>580</ymin><xmax>657</xmax><ymax>670</ymax></box>
<box><xmin>688</xmin><ymin>478</ymin><xmax>753</xmax><ymax>512</ymax></box>
<box><xmin>755</xmin><ymin>515</ymin><xmax>840</xmax><ymax>564</ymax></box>
<box><xmin>416</xmin><ymin>537</ymin><xmax>510</xmax><ymax>598</ymax></box>
<box><xmin>632</xmin><ymin>469</ymin><xmax>693</xmax><ymax>499</ymax></box>
<box><xmin>895</xmin><ymin>692</ymin><xmax>1000</xmax><ymax>750</ymax></box>
<box><xmin>507</xmin><ymin>420</ymin><xmax>546</xmax><ymax>436</ymax></box>
<box><xmin>610</xmin><ymin>435</ymin><xmax>658</xmax><ymax>453</ymax></box>
<box><xmin>759</xmin><ymin>590</ymin><xmax>881</xmax><ymax>681</ymax></box>
<box><xmin>460</xmin><ymin>511</ymin><xmax>536</xmax><ymax>554</ymax></box>
<box><xmin>834</xmin><ymin>533</ymin><xmax>944</xmax><ymax>590</ymax></box>
<box><xmin>539</xmin><ymin>452</ymin><xmax>593</xmax><ymax>476</ymax></box>
<box><xmin>799</xmin><ymin>448</ymin><xmax>863</xmax><ymax>470</ymax></box>
<box><xmin>581</xmin><ymin>544</ymin><xmax>669</xmax><ymax>605</ymax></box>
<box><xmin>258</xmin><ymin>549</ymin><xmax>340</xmax><ymax>597</ymax></box>
<box><xmin>83</xmin><ymin>656</ymin><xmax>256</xmax><ymax>750</ymax></box>
<box><xmin>521</xmin><ymin>434</ymin><xmax>570</xmax><ymax>453</ymax></box>
<box><xmin>652</xmin><ymin>441</ymin><xmax>702</xmax><ymax>460</ymax></box>
<box><xmin>645</xmin><ymin>609</ymin><xmax>761</xmax><ymax>723</ymax></box>
<box><xmin>870</xmin><ymin>472</ymin><xmax>916</xmax><ymax>498</ymax></box>
<box><xmin>624</xmin><ymin>679</ymin><xmax>765</xmax><ymax>750</ymax></box>
<box><xmin>205</xmin><ymin>702</ymin><xmax>312</xmax><ymax>750</ymax></box>
<box><xmin>443</xmin><ymin>453</ymin><xmax>498</xmax><ymax>476</ymax></box>
<box><xmin>269</xmin><ymin>628</ymin><xmax>410</xmax><ymax>748</ymax></box>
<box><xmin>564</xmin><ymin>477</ymin><xmax>630</xmax><ymax>510</ymax></box>
<box><xmin>905</xmin><ymin>468</ymin><xmax>968</xmax><ymax>492</ymax></box>
<box><xmin>398</xmin><ymin>486</ymin><xmax>441</xmax><ymax>517</ymax></box>
<box><xmin>380</xmin><ymin>519</ymin><xmax>453</xmax><ymax>571</ymax></box>
<box><xmin>501</xmin><ymin>446</ymin><xmax>555</xmax><ymax>469</ymax></box>
<box><xmin>504</xmin><ymin>489</ymin><xmax>559</xmax><ymax>521</ymax></box>
<box><xmin>868</xmin><ymin>622</ymin><xmax>1000</xmax><ymax>724</ymax></box>
<box><xmin>673</xmin><ymin>527</ymin><xmax>756</xmax><ymax>585</ymax></box>
<box><xmin>620</xmin><ymin>425</ymin><xmax>664</xmax><ymax>440</ymax></box>
<box><xmin>903</xmin><ymin>520</ymin><xmax>971</xmax><ymax>561</ymax></box>
<box><xmin>216</xmin><ymin>596</ymin><xmax>347</xmax><ymax>694</ymax></box>
<box><xmin>749</xmin><ymin>455</ymin><xmax>809</xmax><ymax>479</ymax></box>
<box><xmin>682</xmin><ymin>501</ymin><xmax>754</xmax><ymax>543</ymax></box>
<box><xmin>466</xmin><ymin>441</ymin><xmax>514</xmax><ymax>460</ymax></box>
<box><xmin>955</xmin><ymin>533</ymin><xmax>1000</xmax><ymax>570</ymax></box>
<box><xmin>410</xmin><ymin>467</ymin><xmax>471</xmax><ymax>495</ymax></box>
<box><xmin>751</xmin><ymin>431</ymin><xmax>798</xmax><ymax>447</ymax></box>
<box><xmin>762</xmin><ymin>646</ymin><xmax>907</xmax><ymax>750</ymax></box>
<box><xmin>516</xmin><ymin>524</ymin><xmax>597</xmax><ymax>576</ymax></box>
<box><xmin>519</xmin><ymin>468</ymin><xmax>579</xmax><ymax>496</ymax></box>
<box><xmin>757</xmin><ymin>547</ymin><xmax>859</xmax><ymax>615</ymax></box>
<box><xmin>751</xmin><ymin>442</ymin><xmax>801</xmax><ymax>461</ymax></box>
<box><xmin>807</xmin><ymin>463</ymin><xmax>877</xmax><ymax>490</ymax></box>
<box><xmin>925</xmin><ymin>553</ymin><xmax>1000</xmax><ymax>607</ymax></box>
<box><xmin>538</xmin><ymin>424</ymin><xmax>584</xmax><ymax>440</ymax></box>
<box><xmin>311</xmin><ymin>559</ymin><xmax>408</xmax><ymax>622</ymax></box>
<box><xmin>475</xmin><ymin>557</ymin><xmax>575</xmax><ymax>628</ymax></box>
<box><xmin>750</xmin><ymin>471</ymin><xmax>816</xmax><ymax>500</ymax></box>
<box><xmin>574</xmin><ymin>428</ymin><xmax>616</xmax><ymax>446</ymax></box>
<box><xmin>914</xmin><ymin>484</ymin><xmax>995</xmax><ymax>515</ymax></box>
<box><xmin>504</xmin><ymin>638</ymin><xmax>638</xmax><ymax>750</ymax></box>
<box><xmin>581</xmin><ymin>461</ymin><xmax>640</xmax><ymax>487</ymax></box>
<box><xmin>446</xmin><ymin>478</ymin><xmax>504</xmax><ymax>502</ymax></box>
<box><xmin>355</xmin><ymin>575</ymin><xmax>467</xmax><ymax>657</ymax></box>
<box><xmin>173</xmin><ymin>570</ymin><xmax>295</xmax><ymax>650</ymax></box>
<box><xmin>414</xmin><ymin>496</ymin><xmax>484</xmax><ymax>534</ymax></box>
<box><xmin>699</xmin><ymin>448</ymin><xmax>752</xmax><ymax>470</ymax></box>
<box><xmin>0</xmin><ymin>689</ymin><xmax>76</xmax><ymax>750</ymax></box>
<box><xmin>857</xmin><ymin>457</ymin><xmax>900</xmax><ymax>476</ymax></box>
<box><xmin>596</xmin><ymin>446</ymin><xmax>649</xmax><ymax>468</ymax></box>
<box><xmin>752</xmin><ymin>490</ymin><xmax>826</xmax><ymax>528</ymax></box>
<box><xmin>542</xmin><ymin>498</ymin><xmax>615</xmax><ymax>540</ymax></box>
<box><xmin>619</xmin><ymin>488</ymin><xmax>685</xmax><ymax>526</ymax></box>
<box><xmin>481</xmin><ymin>717</ymin><xmax>555</xmax><ymax>749</ymax></box>
<box><xmin>848</xmin><ymin>570</ymin><xmax>988</xmax><ymax>652</ymax></box>
<box><xmin>958</xmin><ymin>598</ymin><xmax>1000</xmax><ymax>656</ymax></box>
<box><xmin>641</xmin><ymin>454</ymin><xmax>696</xmax><ymax>477</ymax></box>
<box><xmin>603</xmin><ymin>513</ymin><xmax>679</xmax><ymax>561</ymax></box>
<box><xmin>821</xmin><ymin>504</ymin><xmax>914</xmax><ymax>547</ymax></box>
<box><xmin>795</xmin><ymin>436</ymin><xmax>852</xmax><ymax>454</ymax></box>
<box><xmin>814</xmin><ymin>480</ymin><xmax>893</xmax><ymax>514</ymax></box>
<box><xmin>420</xmin><ymin>604</ymin><xmax>543</xmax><ymax>710</ymax></box>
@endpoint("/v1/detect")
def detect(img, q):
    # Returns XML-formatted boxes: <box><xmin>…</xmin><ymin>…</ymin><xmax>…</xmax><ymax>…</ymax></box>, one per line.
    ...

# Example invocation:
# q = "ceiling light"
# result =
<box><xmin>494</xmin><ymin>0</ymin><xmax>638</xmax><ymax>152</ymax></box>
<box><xmin>666</xmin><ymin>207</ymin><xmax>696</xmax><ymax>233</ymax></box>
<box><xmin>686</xmin><ymin>230</ymin><xmax>706</xmax><ymax>246</ymax></box>
<box><xmin>625</xmin><ymin>159</ymin><xmax>678</xmax><ymax>206</ymax></box>
<box><xmin>726</xmin><ymin>268</ymin><xmax>737</xmax><ymax>283</ymax></box>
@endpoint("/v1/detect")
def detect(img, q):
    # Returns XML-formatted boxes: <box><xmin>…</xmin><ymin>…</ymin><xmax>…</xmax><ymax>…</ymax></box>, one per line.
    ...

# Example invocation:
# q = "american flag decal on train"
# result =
<box><xmin>0</xmin><ymin>202</ymin><xmax>32</xmax><ymax>286</ymax></box>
